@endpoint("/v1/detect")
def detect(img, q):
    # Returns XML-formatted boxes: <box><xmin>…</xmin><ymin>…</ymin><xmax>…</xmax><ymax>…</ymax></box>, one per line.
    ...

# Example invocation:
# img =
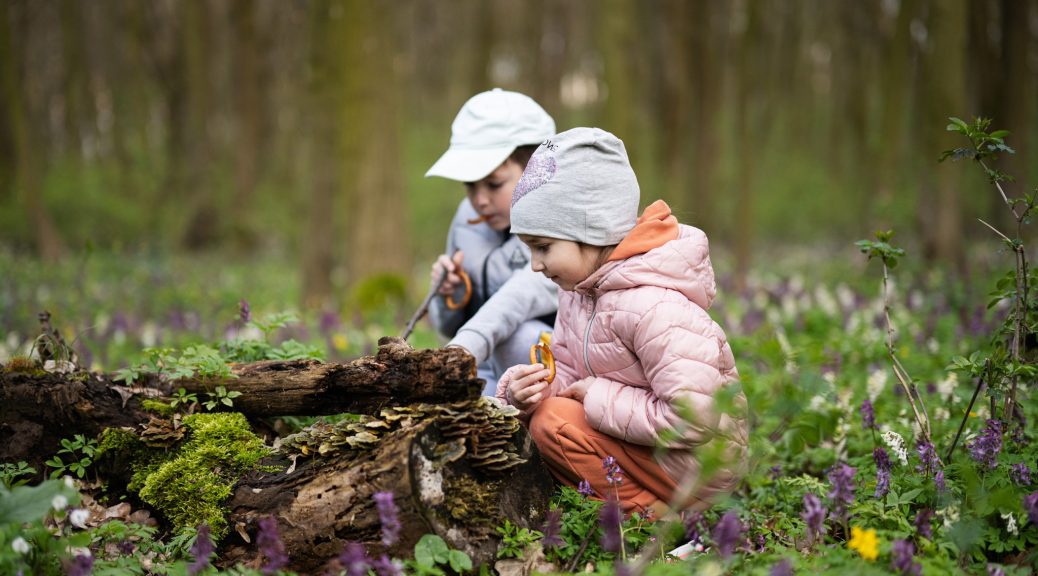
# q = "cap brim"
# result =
<box><xmin>425</xmin><ymin>146</ymin><xmax>514</xmax><ymax>182</ymax></box>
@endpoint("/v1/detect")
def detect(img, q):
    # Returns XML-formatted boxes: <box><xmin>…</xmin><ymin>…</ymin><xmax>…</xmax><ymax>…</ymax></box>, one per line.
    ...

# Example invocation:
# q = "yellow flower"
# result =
<box><xmin>847</xmin><ymin>526</ymin><xmax>879</xmax><ymax>561</ymax></box>
<box><xmin>332</xmin><ymin>333</ymin><xmax>349</xmax><ymax>351</ymax></box>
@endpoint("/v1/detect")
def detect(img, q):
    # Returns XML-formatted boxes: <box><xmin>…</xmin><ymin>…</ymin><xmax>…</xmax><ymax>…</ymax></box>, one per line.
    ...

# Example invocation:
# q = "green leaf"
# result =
<box><xmin>0</xmin><ymin>480</ymin><xmax>80</xmax><ymax>524</ymax></box>
<box><xmin>414</xmin><ymin>534</ymin><xmax>450</xmax><ymax>567</ymax></box>
<box><xmin>448</xmin><ymin>550</ymin><xmax>473</xmax><ymax>573</ymax></box>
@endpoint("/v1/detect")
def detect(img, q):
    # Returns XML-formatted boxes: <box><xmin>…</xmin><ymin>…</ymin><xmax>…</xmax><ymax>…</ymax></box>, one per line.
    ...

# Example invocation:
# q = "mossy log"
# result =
<box><xmin>0</xmin><ymin>338</ymin><xmax>483</xmax><ymax>474</ymax></box>
<box><xmin>220</xmin><ymin>400</ymin><xmax>554</xmax><ymax>572</ymax></box>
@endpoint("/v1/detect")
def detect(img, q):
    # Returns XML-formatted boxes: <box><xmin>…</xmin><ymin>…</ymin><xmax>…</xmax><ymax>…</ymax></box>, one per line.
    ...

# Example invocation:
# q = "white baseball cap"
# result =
<box><xmin>425</xmin><ymin>88</ymin><xmax>556</xmax><ymax>182</ymax></box>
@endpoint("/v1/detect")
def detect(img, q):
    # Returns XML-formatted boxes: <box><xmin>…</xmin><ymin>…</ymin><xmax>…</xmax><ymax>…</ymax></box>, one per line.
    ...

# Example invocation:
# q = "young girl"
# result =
<box><xmin>425</xmin><ymin>89</ymin><xmax>560</xmax><ymax>393</ymax></box>
<box><xmin>497</xmin><ymin>127</ymin><xmax>749</xmax><ymax>514</ymax></box>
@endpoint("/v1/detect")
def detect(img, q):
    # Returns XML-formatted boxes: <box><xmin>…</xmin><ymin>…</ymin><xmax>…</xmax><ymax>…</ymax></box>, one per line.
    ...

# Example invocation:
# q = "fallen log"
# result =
<box><xmin>220</xmin><ymin>399</ymin><xmax>554</xmax><ymax>572</ymax></box>
<box><xmin>0</xmin><ymin>338</ymin><xmax>483</xmax><ymax>474</ymax></box>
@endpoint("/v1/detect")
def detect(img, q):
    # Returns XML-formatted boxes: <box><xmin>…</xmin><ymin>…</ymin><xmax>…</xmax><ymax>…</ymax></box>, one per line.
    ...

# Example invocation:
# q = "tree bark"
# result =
<box><xmin>220</xmin><ymin>401</ymin><xmax>553</xmax><ymax>572</ymax></box>
<box><xmin>0</xmin><ymin>338</ymin><xmax>483</xmax><ymax>473</ymax></box>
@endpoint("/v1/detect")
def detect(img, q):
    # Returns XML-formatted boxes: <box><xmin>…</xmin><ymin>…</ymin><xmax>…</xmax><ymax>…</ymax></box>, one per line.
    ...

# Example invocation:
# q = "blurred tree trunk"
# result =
<box><xmin>302</xmin><ymin>0</ymin><xmax>338</xmax><ymax>309</ymax></box>
<box><xmin>997</xmin><ymin>0</ymin><xmax>1034</xmax><ymax>209</ymax></box>
<box><xmin>874</xmin><ymin>0</ymin><xmax>916</xmax><ymax>228</ymax></box>
<box><xmin>598</xmin><ymin>0</ymin><xmax>640</xmax><ymax>157</ymax></box>
<box><xmin>0</xmin><ymin>0</ymin><xmax>65</xmax><ymax>260</ymax></box>
<box><xmin>687</xmin><ymin>0</ymin><xmax>726</xmax><ymax>237</ymax></box>
<box><xmin>59</xmin><ymin>0</ymin><xmax>89</xmax><ymax>159</ymax></box>
<box><xmin>338</xmin><ymin>0</ymin><xmax>411</xmax><ymax>290</ymax></box>
<box><xmin>732</xmin><ymin>0</ymin><xmax>760</xmax><ymax>293</ymax></box>
<box><xmin>657</xmin><ymin>0</ymin><xmax>691</xmax><ymax>214</ymax></box>
<box><xmin>230</xmin><ymin>1</ymin><xmax>262</xmax><ymax>252</ymax></box>
<box><xmin>917</xmin><ymin>0</ymin><xmax>967</xmax><ymax>270</ymax></box>
<box><xmin>180</xmin><ymin>0</ymin><xmax>218</xmax><ymax>250</ymax></box>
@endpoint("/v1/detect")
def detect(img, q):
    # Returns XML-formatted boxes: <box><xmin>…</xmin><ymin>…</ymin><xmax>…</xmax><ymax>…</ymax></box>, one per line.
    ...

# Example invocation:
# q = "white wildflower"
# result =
<box><xmin>809</xmin><ymin>395</ymin><xmax>828</xmax><ymax>411</ymax></box>
<box><xmin>815</xmin><ymin>285</ymin><xmax>839</xmax><ymax>317</ymax></box>
<box><xmin>823</xmin><ymin>371</ymin><xmax>837</xmax><ymax>385</ymax></box>
<box><xmin>51</xmin><ymin>494</ymin><xmax>68</xmax><ymax>511</ymax></box>
<box><xmin>836</xmin><ymin>283</ymin><xmax>855</xmax><ymax>311</ymax></box>
<box><xmin>1002</xmin><ymin>512</ymin><xmax>1018</xmax><ymax>536</ymax></box>
<box><xmin>781</xmin><ymin>295</ymin><xmax>798</xmax><ymax>322</ymax></box>
<box><xmin>881</xmin><ymin>429</ymin><xmax>909</xmax><ymax>466</ymax></box>
<box><xmin>867</xmin><ymin>369</ymin><xmax>888</xmax><ymax>401</ymax></box>
<box><xmin>940</xmin><ymin>505</ymin><xmax>960</xmax><ymax>528</ymax></box>
<box><xmin>934</xmin><ymin>407</ymin><xmax>950</xmax><ymax>422</ymax></box>
<box><xmin>936</xmin><ymin>372</ymin><xmax>958</xmax><ymax>399</ymax></box>
<box><xmin>140</xmin><ymin>321</ymin><xmax>158</xmax><ymax>348</ymax></box>
<box><xmin>789</xmin><ymin>274</ymin><xmax>804</xmax><ymax>294</ymax></box>
<box><xmin>927</xmin><ymin>337</ymin><xmax>939</xmax><ymax>354</ymax></box>
<box><xmin>69</xmin><ymin>508</ymin><xmax>90</xmax><ymax>529</ymax></box>
<box><xmin>66</xmin><ymin>546</ymin><xmax>92</xmax><ymax>558</ymax></box>
<box><xmin>63</xmin><ymin>475</ymin><xmax>76</xmax><ymax>489</ymax></box>
<box><xmin>12</xmin><ymin>537</ymin><xmax>29</xmax><ymax>554</ymax></box>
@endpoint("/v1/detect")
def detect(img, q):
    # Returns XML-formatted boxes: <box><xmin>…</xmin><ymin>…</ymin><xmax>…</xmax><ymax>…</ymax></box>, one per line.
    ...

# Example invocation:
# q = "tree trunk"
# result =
<box><xmin>220</xmin><ymin>401</ymin><xmax>553</xmax><ymax>572</ymax></box>
<box><xmin>0</xmin><ymin>338</ymin><xmax>483</xmax><ymax>473</ymax></box>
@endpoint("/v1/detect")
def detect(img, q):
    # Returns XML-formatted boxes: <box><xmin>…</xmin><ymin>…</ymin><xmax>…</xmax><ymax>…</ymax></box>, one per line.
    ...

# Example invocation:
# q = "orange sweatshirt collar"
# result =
<box><xmin>608</xmin><ymin>199</ymin><xmax>679</xmax><ymax>261</ymax></box>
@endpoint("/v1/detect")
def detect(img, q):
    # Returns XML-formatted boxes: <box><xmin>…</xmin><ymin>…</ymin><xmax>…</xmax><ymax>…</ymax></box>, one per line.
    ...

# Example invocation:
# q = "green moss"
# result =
<box><xmin>3</xmin><ymin>355</ymin><xmax>46</xmax><ymax>376</ymax></box>
<box><xmin>95</xmin><ymin>428</ymin><xmax>165</xmax><ymax>493</ymax></box>
<box><xmin>137</xmin><ymin>413</ymin><xmax>271</xmax><ymax>540</ymax></box>
<box><xmin>140</xmin><ymin>399</ymin><xmax>175</xmax><ymax>416</ymax></box>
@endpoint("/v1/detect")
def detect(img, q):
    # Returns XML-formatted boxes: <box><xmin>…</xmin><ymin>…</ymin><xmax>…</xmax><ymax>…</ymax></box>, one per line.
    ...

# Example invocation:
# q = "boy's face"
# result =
<box><xmin>519</xmin><ymin>234</ymin><xmax>605</xmax><ymax>291</ymax></box>
<box><xmin>464</xmin><ymin>159</ymin><xmax>524</xmax><ymax>231</ymax></box>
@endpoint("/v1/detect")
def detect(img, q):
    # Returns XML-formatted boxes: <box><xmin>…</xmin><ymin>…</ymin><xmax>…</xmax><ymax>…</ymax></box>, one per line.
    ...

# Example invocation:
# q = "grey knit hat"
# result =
<box><xmin>510</xmin><ymin>127</ymin><xmax>640</xmax><ymax>246</ymax></box>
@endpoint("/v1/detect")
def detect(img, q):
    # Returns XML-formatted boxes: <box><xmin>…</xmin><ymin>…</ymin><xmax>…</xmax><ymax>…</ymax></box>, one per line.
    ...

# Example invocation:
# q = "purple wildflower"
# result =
<box><xmin>915</xmin><ymin>440</ymin><xmax>942</xmax><ymax>477</ymax></box>
<box><xmin>914</xmin><ymin>508</ymin><xmax>934</xmax><ymax>540</ymax></box>
<box><xmin>1024</xmin><ymin>492</ymin><xmax>1038</xmax><ymax>525</ymax></box>
<box><xmin>826</xmin><ymin>462</ymin><xmax>856</xmax><ymax>523</ymax></box>
<box><xmin>800</xmin><ymin>493</ymin><xmax>827</xmax><ymax>545</ymax></box>
<box><xmin>683</xmin><ymin>511</ymin><xmax>705</xmax><ymax>544</ymax></box>
<box><xmin>188</xmin><ymin>524</ymin><xmax>215</xmax><ymax>575</ymax></box>
<box><xmin>967</xmin><ymin>419</ymin><xmax>1003</xmax><ymax>469</ymax></box>
<box><xmin>371</xmin><ymin>554</ymin><xmax>403</xmax><ymax>576</ymax></box>
<box><xmin>599</xmin><ymin>498</ymin><xmax>623</xmax><ymax>553</ymax></box>
<box><xmin>768</xmin><ymin>465</ymin><xmax>783</xmax><ymax>481</ymax></box>
<box><xmin>541</xmin><ymin>509</ymin><xmax>565</xmax><ymax>549</ymax></box>
<box><xmin>891</xmin><ymin>539</ymin><xmax>921</xmax><ymax>575</ymax></box>
<box><xmin>577</xmin><ymin>479</ymin><xmax>595</xmax><ymax>498</ymax></box>
<box><xmin>116</xmin><ymin>540</ymin><xmax>135</xmax><ymax>555</ymax></box>
<box><xmin>988</xmin><ymin>565</ymin><xmax>1007</xmax><ymax>576</ymax></box>
<box><xmin>339</xmin><ymin>542</ymin><xmax>370</xmax><ymax>576</ymax></box>
<box><xmin>239</xmin><ymin>299</ymin><xmax>251</xmax><ymax>324</ymax></box>
<box><xmin>1010</xmin><ymin>463</ymin><xmax>1032</xmax><ymax>486</ymax></box>
<box><xmin>613</xmin><ymin>560</ymin><xmax>632</xmax><ymax>576</ymax></box>
<box><xmin>257</xmin><ymin>516</ymin><xmax>289</xmax><ymax>574</ymax></box>
<box><xmin>711</xmin><ymin>510</ymin><xmax>743</xmax><ymax>559</ymax></box>
<box><xmin>770</xmin><ymin>558</ymin><xmax>794</xmax><ymax>576</ymax></box>
<box><xmin>373</xmin><ymin>491</ymin><xmax>401</xmax><ymax>547</ymax></box>
<box><xmin>860</xmin><ymin>399</ymin><xmax>876</xmax><ymax>430</ymax></box>
<box><xmin>934</xmin><ymin>469</ymin><xmax>946</xmax><ymax>492</ymax></box>
<box><xmin>873</xmin><ymin>447</ymin><xmax>891</xmax><ymax>499</ymax></box>
<box><xmin>603</xmin><ymin>456</ymin><xmax>624</xmax><ymax>486</ymax></box>
<box><xmin>64</xmin><ymin>553</ymin><xmax>94</xmax><ymax>576</ymax></box>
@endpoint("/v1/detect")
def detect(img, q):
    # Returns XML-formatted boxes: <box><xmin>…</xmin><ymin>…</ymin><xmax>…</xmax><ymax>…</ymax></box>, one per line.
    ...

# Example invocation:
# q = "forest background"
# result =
<box><xmin>1</xmin><ymin>0</ymin><xmax>1037</xmax><ymax>359</ymax></box>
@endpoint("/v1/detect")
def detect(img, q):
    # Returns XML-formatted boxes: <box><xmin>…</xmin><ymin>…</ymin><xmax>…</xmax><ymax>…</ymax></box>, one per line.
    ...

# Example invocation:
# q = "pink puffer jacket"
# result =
<box><xmin>500</xmin><ymin>224</ymin><xmax>748</xmax><ymax>501</ymax></box>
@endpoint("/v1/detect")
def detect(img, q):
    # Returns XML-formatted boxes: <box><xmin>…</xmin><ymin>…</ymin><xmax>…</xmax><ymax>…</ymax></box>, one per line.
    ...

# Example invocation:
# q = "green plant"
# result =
<box><xmin>0</xmin><ymin>462</ymin><xmax>36</xmax><ymax>488</ymax></box>
<box><xmin>0</xmin><ymin>478</ymin><xmax>84</xmax><ymax>576</ymax></box>
<box><xmin>408</xmin><ymin>533</ymin><xmax>473</xmax><ymax>575</ymax></box>
<box><xmin>43</xmin><ymin>434</ymin><xmax>98</xmax><ymax>479</ymax></box>
<box><xmin>495</xmin><ymin>520</ymin><xmax>542</xmax><ymax>559</ymax></box>
<box><xmin>170</xmin><ymin>387</ymin><xmax>199</xmax><ymax>412</ymax></box>
<box><xmin>202</xmin><ymin>385</ymin><xmax>242</xmax><ymax>411</ymax></box>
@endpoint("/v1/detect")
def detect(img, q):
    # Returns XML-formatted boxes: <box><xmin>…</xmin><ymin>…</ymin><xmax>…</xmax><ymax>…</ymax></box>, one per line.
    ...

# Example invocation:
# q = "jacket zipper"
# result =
<box><xmin>582</xmin><ymin>296</ymin><xmax>598</xmax><ymax>377</ymax></box>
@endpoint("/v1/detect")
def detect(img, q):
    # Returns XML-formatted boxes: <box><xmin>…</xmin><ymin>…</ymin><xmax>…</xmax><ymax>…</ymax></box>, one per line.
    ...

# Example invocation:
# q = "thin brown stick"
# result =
<box><xmin>400</xmin><ymin>268</ymin><xmax>448</xmax><ymax>341</ymax></box>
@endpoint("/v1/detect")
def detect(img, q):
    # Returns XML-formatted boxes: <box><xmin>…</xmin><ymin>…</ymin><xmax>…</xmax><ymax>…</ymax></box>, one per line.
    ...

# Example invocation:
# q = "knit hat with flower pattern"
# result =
<box><xmin>510</xmin><ymin>127</ymin><xmax>640</xmax><ymax>246</ymax></box>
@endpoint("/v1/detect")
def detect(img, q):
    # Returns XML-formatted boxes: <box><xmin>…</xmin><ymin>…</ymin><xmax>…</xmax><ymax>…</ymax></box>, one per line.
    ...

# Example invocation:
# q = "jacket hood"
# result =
<box><xmin>577</xmin><ymin>224</ymin><xmax>717</xmax><ymax>310</ymax></box>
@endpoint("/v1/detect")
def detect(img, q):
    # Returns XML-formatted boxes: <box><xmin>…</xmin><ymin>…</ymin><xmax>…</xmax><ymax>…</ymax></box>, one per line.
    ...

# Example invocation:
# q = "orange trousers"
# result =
<box><xmin>528</xmin><ymin>396</ymin><xmax>677</xmax><ymax>515</ymax></box>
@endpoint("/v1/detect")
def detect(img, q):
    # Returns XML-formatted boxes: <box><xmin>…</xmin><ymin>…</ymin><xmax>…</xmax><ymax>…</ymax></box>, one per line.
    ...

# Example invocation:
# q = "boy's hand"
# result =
<box><xmin>432</xmin><ymin>251</ymin><xmax>465</xmax><ymax>296</ymax></box>
<box><xmin>503</xmin><ymin>363</ymin><xmax>553</xmax><ymax>412</ymax></box>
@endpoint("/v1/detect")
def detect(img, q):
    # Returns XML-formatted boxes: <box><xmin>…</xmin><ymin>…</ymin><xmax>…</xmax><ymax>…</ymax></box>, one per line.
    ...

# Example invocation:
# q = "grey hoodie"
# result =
<box><xmin>429</xmin><ymin>199</ymin><xmax>559</xmax><ymax>375</ymax></box>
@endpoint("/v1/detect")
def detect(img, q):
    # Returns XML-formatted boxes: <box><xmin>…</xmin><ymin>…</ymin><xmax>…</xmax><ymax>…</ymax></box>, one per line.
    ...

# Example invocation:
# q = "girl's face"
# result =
<box><xmin>464</xmin><ymin>159</ymin><xmax>524</xmax><ymax>231</ymax></box>
<box><xmin>519</xmin><ymin>234</ymin><xmax>609</xmax><ymax>291</ymax></box>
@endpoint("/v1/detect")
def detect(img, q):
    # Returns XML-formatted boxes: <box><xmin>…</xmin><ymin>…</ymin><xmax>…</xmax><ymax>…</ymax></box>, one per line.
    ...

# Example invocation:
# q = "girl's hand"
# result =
<box><xmin>503</xmin><ymin>363</ymin><xmax>553</xmax><ymax>412</ymax></box>
<box><xmin>559</xmin><ymin>377</ymin><xmax>593</xmax><ymax>402</ymax></box>
<box><xmin>431</xmin><ymin>251</ymin><xmax>465</xmax><ymax>296</ymax></box>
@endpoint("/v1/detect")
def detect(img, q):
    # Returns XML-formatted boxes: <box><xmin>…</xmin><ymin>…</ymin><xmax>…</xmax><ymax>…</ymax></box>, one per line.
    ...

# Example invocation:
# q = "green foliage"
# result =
<box><xmin>495</xmin><ymin>520</ymin><xmax>542</xmax><ymax>559</ymax></box>
<box><xmin>0</xmin><ymin>462</ymin><xmax>36</xmax><ymax>488</ymax></box>
<box><xmin>855</xmin><ymin>230</ymin><xmax>905</xmax><ymax>269</ymax></box>
<box><xmin>43</xmin><ymin>434</ymin><xmax>98</xmax><ymax>479</ymax></box>
<box><xmin>202</xmin><ymin>385</ymin><xmax>243</xmax><ymax>411</ymax></box>
<box><xmin>410</xmin><ymin>534</ymin><xmax>473</xmax><ymax>575</ymax></box>
<box><xmin>0</xmin><ymin>478</ymin><xmax>85</xmax><ymax>576</ymax></box>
